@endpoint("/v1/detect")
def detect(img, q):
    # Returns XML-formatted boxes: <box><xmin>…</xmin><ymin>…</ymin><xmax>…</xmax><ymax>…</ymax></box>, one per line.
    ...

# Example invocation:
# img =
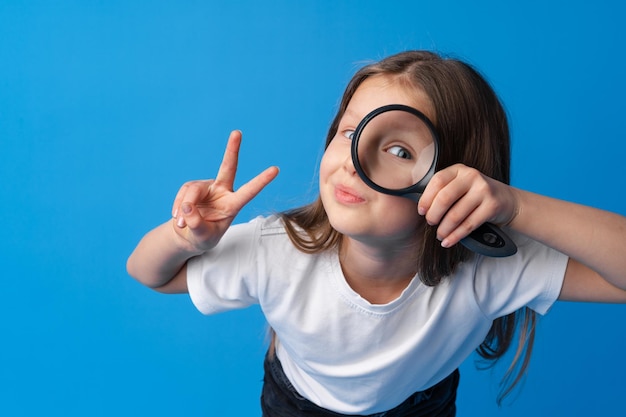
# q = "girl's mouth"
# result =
<box><xmin>334</xmin><ymin>184</ymin><xmax>366</xmax><ymax>204</ymax></box>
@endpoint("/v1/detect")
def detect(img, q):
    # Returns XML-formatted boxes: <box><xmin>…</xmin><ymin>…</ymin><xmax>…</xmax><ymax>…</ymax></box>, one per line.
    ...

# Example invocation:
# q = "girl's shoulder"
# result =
<box><xmin>465</xmin><ymin>229</ymin><xmax>569</xmax><ymax>318</ymax></box>
<box><xmin>227</xmin><ymin>214</ymin><xmax>287</xmax><ymax>239</ymax></box>
<box><xmin>231</xmin><ymin>214</ymin><xmax>300</xmax><ymax>254</ymax></box>
<box><xmin>258</xmin><ymin>214</ymin><xmax>289</xmax><ymax>236</ymax></box>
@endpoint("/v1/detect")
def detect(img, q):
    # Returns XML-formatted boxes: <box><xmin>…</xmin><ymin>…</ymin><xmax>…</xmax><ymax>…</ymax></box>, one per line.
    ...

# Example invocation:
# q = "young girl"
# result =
<box><xmin>127</xmin><ymin>51</ymin><xmax>626</xmax><ymax>416</ymax></box>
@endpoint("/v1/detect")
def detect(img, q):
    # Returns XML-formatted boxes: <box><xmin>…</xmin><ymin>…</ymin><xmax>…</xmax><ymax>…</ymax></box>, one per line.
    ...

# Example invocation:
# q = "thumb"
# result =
<box><xmin>176</xmin><ymin>202</ymin><xmax>202</xmax><ymax>230</ymax></box>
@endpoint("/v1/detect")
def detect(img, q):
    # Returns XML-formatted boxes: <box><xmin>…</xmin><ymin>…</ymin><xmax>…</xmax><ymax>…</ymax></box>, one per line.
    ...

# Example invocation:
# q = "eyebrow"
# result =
<box><xmin>342</xmin><ymin>108</ymin><xmax>360</xmax><ymax>122</ymax></box>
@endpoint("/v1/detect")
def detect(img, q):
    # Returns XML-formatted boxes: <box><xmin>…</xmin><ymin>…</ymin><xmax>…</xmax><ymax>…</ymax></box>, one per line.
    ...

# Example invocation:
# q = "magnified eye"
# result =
<box><xmin>343</xmin><ymin>130</ymin><xmax>355</xmax><ymax>140</ymax></box>
<box><xmin>386</xmin><ymin>145</ymin><xmax>412</xmax><ymax>159</ymax></box>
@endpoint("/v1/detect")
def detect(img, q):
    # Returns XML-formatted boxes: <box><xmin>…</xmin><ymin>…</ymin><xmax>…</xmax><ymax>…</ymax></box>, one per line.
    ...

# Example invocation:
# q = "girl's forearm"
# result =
<box><xmin>127</xmin><ymin>220</ymin><xmax>202</xmax><ymax>289</ymax></box>
<box><xmin>510</xmin><ymin>188</ymin><xmax>626</xmax><ymax>289</ymax></box>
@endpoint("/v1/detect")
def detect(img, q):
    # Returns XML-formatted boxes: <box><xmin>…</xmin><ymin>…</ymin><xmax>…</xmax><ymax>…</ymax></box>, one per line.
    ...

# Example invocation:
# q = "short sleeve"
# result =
<box><xmin>472</xmin><ymin>232</ymin><xmax>569</xmax><ymax>319</ymax></box>
<box><xmin>186</xmin><ymin>217</ymin><xmax>263</xmax><ymax>315</ymax></box>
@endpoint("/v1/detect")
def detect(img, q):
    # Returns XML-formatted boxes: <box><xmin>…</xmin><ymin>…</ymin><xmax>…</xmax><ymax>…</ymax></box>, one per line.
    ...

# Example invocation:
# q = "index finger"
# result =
<box><xmin>214</xmin><ymin>130</ymin><xmax>243</xmax><ymax>189</ymax></box>
<box><xmin>417</xmin><ymin>167</ymin><xmax>457</xmax><ymax>217</ymax></box>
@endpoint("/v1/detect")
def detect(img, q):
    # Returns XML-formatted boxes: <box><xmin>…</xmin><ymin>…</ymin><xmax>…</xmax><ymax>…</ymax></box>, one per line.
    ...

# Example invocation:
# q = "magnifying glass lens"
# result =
<box><xmin>356</xmin><ymin>109</ymin><xmax>436</xmax><ymax>190</ymax></box>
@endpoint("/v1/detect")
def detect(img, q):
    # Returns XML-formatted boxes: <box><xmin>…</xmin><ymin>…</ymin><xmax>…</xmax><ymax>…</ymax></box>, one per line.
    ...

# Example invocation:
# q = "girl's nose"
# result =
<box><xmin>342</xmin><ymin>152</ymin><xmax>357</xmax><ymax>175</ymax></box>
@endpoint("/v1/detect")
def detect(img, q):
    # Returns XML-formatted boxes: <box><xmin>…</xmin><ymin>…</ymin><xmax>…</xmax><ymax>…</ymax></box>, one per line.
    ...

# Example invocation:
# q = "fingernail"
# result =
<box><xmin>418</xmin><ymin>206</ymin><xmax>426</xmax><ymax>216</ymax></box>
<box><xmin>173</xmin><ymin>208</ymin><xmax>178</xmax><ymax>218</ymax></box>
<box><xmin>441</xmin><ymin>239</ymin><xmax>451</xmax><ymax>248</ymax></box>
<box><xmin>182</xmin><ymin>203</ymin><xmax>192</xmax><ymax>214</ymax></box>
<box><xmin>176</xmin><ymin>216</ymin><xmax>185</xmax><ymax>228</ymax></box>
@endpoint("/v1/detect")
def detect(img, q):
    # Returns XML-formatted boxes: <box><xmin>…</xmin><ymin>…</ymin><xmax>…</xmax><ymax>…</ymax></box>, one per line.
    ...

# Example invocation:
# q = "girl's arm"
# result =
<box><xmin>126</xmin><ymin>130</ymin><xmax>279</xmax><ymax>293</ymax></box>
<box><xmin>126</xmin><ymin>220</ymin><xmax>197</xmax><ymax>293</ymax></box>
<box><xmin>508</xmin><ymin>189</ymin><xmax>626</xmax><ymax>302</ymax></box>
<box><xmin>418</xmin><ymin>164</ymin><xmax>626</xmax><ymax>303</ymax></box>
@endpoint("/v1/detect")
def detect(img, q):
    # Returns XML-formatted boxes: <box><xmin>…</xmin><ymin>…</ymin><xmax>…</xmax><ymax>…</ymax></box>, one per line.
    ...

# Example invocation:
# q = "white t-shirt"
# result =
<box><xmin>187</xmin><ymin>215</ymin><xmax>568</xmax><ymax>414</ymax></box>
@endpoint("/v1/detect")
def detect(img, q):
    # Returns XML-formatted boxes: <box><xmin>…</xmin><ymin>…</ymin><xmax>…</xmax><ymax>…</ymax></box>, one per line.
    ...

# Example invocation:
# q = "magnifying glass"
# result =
<box><xmin>351</xmin><ymin>104</ymin><xmax>517</xmax><ymax>257</ymax></box>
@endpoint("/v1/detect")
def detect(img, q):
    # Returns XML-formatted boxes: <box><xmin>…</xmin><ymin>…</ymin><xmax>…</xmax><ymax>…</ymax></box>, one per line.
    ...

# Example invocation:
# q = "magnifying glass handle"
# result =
<box><xmin>460</xmin><ymin>223</ymin><xmax>517</xmax><ymax>257</ymax></box>
<box><xmin>406</xmin><ymin>192</ymin><xmax>517</xmax><ymax>257</ymax></box>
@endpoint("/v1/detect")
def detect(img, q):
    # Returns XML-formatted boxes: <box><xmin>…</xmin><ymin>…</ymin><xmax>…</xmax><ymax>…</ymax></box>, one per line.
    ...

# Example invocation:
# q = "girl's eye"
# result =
<box><xmin>343</xmin><ymin>130</ymin><xmax>355</xmax><ymax>140</ymax></box>
<box><xmin>386</xmin><ymin>145</ymin><xmax>412</xmax><ymax>159</ymax></box>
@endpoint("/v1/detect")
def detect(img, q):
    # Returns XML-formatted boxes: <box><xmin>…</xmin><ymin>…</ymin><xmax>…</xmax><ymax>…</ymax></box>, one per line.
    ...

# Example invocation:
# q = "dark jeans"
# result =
<box><xmin>261</xmin><ymin>354</ymin><xmax>459</xmax><ymax>417</ymax></box>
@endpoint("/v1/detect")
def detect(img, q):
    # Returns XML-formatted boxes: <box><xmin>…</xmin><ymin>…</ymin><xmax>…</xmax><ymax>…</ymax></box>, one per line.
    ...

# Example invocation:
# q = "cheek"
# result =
<box><xmin>319</xmin><ymin>141</ymin><xmax>340</xmax><ymax>182</ymax></box>
<box><xmin>378</xmin><ymin>196</ymin><xmax>422</xmax><ymax>227</ymax></box>
<box><xmin>319</xmin><ymin>151</ymin><xmax>331</xmax><ymax>184</ymax></box>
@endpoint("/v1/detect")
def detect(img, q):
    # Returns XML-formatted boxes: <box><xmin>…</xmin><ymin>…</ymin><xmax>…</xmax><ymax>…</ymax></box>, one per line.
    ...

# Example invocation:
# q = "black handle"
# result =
<box><xmin>460</xmin><ymin>223</ymin><xmax>517</xmax><ymax>257</ymax></box>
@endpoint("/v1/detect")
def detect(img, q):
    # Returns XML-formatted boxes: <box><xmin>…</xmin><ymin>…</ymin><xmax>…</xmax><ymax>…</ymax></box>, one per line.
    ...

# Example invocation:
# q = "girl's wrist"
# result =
<box><xmin>169</xmin><ymin>218</ymin><xmax>206</xmax><ymax>258</ymax></box>
<box><xmin>502</xmin><ymin>187</ymin><xmax>522</xmax><ymax>227</ymax></box>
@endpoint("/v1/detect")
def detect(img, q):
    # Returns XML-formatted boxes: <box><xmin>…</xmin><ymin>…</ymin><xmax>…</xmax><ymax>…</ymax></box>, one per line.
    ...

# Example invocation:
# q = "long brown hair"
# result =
<box><xmin>280</xmin><ymin>50</ymin><xmax>535</xmax><ymax>404</ymax></box>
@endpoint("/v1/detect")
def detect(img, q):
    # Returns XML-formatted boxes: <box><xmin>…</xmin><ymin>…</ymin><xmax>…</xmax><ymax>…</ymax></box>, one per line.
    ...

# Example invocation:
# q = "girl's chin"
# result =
<box><xmin>329</xmin><ymin>219</ymin><xmax>421</xmax><ymax>242</ymax></box>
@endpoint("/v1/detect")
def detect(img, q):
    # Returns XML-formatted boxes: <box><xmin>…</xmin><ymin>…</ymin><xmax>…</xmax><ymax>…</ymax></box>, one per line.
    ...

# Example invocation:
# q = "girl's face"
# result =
<box><xmin>319</xmin><ymin>75</ymin><xmax>436</xmax><ymax>246</ymax></box>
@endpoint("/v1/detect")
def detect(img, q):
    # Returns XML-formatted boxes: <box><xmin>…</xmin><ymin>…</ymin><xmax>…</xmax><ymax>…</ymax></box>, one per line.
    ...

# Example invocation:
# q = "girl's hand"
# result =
<box><xmin>171</xmin><ymin>130</ymin><xmax>279</xmax><ymax>253</ymax></box>
<box><xmin>417</xmin><ymin>164</ymin><xmax>519</xmax><ymax>248</ymax></box>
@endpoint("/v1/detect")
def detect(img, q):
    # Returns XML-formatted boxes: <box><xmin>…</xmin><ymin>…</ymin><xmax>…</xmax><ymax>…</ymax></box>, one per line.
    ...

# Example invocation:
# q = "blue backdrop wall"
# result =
<box><xmin>1</xmin><ymin>1</ymin><xmax>625</xmax><ymax>415</ymax></box>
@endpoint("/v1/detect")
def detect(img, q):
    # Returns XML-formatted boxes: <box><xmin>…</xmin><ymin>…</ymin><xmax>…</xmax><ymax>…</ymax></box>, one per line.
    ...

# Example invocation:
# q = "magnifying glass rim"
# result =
<box><xmin>351</xmin><ymin>104</ymin><xmax>440</xmax><ymax>198</ymax></box>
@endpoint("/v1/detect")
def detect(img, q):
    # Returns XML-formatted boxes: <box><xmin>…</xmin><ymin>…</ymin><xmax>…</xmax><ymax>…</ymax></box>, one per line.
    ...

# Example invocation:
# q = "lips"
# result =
<box><xmin>334</xmin><ymin>184</ymin><xmax>366</xmax><ymax>204</ymax></box>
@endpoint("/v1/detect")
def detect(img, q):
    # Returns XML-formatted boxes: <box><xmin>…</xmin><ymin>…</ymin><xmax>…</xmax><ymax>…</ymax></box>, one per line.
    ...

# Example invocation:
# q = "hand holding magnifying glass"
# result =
<box><xmin>350</xmin><ymin>104</ymin><xmax>517</xmax><ymax>257</ymax></box>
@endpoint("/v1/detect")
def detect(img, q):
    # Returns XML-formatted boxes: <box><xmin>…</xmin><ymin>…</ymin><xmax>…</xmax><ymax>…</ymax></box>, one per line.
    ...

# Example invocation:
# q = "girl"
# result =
<box><xmin>127</xmin><ymin>51</ymin><xmax>626</xmax><ymax>416</ymax></box>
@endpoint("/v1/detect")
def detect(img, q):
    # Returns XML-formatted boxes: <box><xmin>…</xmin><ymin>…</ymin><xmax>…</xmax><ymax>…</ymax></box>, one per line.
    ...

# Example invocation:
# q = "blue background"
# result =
<box><xmin>2</xmin><ymin>1</ymin><xmax>625</xmax><ymax>415</ymax></box>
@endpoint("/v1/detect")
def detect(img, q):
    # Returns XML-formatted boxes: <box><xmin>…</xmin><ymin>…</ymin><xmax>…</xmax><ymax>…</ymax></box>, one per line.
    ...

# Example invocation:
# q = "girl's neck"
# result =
<box><xmin>338</xmin><ymin>236</ymin><xmax>420</xmax><ymax>305</ymax></box>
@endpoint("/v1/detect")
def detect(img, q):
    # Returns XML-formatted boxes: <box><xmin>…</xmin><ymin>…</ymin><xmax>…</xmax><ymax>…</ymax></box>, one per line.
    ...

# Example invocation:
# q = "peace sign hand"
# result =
<box><xmin>171</xmin><ymin>130</ymin><xmax>279</xmax><ymax>253</ymax></box>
